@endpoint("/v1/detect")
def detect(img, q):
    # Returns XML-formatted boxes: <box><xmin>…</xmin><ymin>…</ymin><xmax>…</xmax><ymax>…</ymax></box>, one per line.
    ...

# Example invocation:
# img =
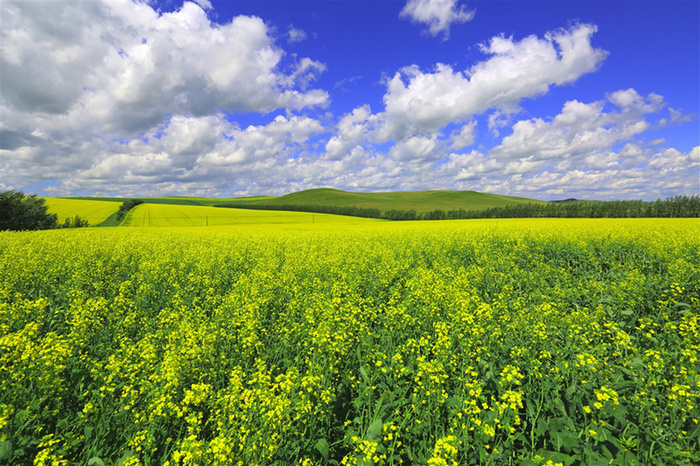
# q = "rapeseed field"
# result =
<box><xmin>44</xmin><ymin>199</ymin><xmax>121</xmax><ymax>226</ymax></box>
<box><xmin>0</xmin><ymin>219</ymin><xmax>698</xmax><ymax>465</ymax></box>
<box><xmin>120</xmin><ymin>204</ymin><xmax>380</xmax><ymax>227</ymax></box>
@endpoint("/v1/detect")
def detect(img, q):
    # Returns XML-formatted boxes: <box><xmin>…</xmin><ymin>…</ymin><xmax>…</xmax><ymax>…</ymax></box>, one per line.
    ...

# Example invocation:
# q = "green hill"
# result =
<box><xmin>55</xmin><ymin>189</ymin><xmax>545</xmax><ymax>224</ymax></box>
<box><xmin>255</xmin><ymin>188</ymin><xmax>544</xmax><ymax>213</ymax></box>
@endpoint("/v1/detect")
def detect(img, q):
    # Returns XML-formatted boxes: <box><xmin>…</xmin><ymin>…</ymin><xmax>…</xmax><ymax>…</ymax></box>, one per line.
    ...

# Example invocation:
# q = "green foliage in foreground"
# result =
<box><xmin>0</xmin><ymin>219</ymin><xmax>698</xmax><ymax>465</ymax></box>
<box><xmin>0</xmin><ymin>190</ymin><xmax>57</xmax><ymax>231</ymax></box>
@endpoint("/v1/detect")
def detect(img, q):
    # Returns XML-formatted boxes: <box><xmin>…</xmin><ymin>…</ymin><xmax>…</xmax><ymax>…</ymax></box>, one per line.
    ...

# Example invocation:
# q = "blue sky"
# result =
<box><xmin>1</xmin><ymin>0</ymin><xmax>698</xmax><ymax>200</ymax></box>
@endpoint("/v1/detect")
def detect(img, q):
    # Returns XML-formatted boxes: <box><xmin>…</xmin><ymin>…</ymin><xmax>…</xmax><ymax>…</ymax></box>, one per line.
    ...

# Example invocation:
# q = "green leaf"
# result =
<box><xmin>629</xmin><ymin>357</ymin><xmax>643</xmax><ymax>369</ymax></box>
<box><xmin>559</xmin><ymin>431</ymin><xmax>579</xmax><ymax>452</ymax></box>
<box><xmin>554</xmin><ymin>397</ymin><xmax>568</xmax><ymax>417</ymax></box>
<box><xmin>620</xmin><ymin>449</ymin><xmax>640</xmax><ymax>463</ymax></box>
<box><xmin>596</xmin><ymin>439</ymin><xmax>619</xmax><ymax>461</ymax></box>
<box><xmin>315</xmin><ymin>438</ymin><xmax>329</xmax><ymax>460</ymax></box>
<box><xmin>87</xmin><ymin>458</ymin><xmax>106</xmax><ymax>466</ymax></box>
<box><xmin>359</xmin><ymin>366</ymin><xmax>370</xmax><ymax>385</ymax></box>
<box><xmin>526</xmin><ymin>399</ymin><xmax>536</xmax><ymax>418</ymax></box>
<box><xmin>688</xmin><ymin>419</ymin><xmax>700</xmax><ymax>439</ymax></box>
<box><xmin>612</xmin><ymin>405</ymin><xmax>630</xmax><ymax>429</ymax></box>
<box><xmin>535</xmin><ymin>418</ymin><xmax>548</xmax><ymax>437</ymax></box>
<box><xmin>519</xmin><ymin>459</ymin><xmax>539</xmax><ymax>466</ymax></box>
<box><xmin>0</xmin><ymin>441</ymin><xmax>11</xmax><ymax>461</ymax></box>
<box><xmin>367</xmin><ymin>418</ymin><xmax>383</xmax><ymax>441</ymax></box>
<box><xmin>446</xmin><ymin>396</ymin><xmax>461</xmax><ymax>409</ymax></box>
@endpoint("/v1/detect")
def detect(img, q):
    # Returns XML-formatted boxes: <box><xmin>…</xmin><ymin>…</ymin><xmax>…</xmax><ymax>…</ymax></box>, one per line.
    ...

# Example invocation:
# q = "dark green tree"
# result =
<box><xmin>60</xmin><ymin>215</ymin><xmax>89</xmax><ymax>228</ymax></box>
<box><xmin>0</xmin><ymin>190</ymin><xmax>58</xmax><ymax>231</ymax></box>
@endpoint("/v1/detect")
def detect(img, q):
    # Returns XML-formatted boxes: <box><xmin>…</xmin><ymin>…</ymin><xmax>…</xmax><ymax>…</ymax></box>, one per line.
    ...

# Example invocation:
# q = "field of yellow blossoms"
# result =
<box><xmin>1</xmin><ymin>218</ymin><xmax>698</xmax><ymax>465</ymax></box>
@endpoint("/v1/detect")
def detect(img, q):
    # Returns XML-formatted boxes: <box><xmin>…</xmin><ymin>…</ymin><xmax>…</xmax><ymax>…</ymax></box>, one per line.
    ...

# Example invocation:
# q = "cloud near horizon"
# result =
<box><xmin>39</xmin><ymin>89</ymin><xmax>697</xmax><ymax>201</ymax></box>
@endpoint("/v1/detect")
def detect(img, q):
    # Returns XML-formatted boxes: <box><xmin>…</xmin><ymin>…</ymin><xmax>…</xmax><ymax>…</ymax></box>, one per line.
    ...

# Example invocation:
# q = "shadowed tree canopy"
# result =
<box><xmin>0</xmin><ymin>190</ymin><xmax>58</xmax><ymax>231</ymax></box>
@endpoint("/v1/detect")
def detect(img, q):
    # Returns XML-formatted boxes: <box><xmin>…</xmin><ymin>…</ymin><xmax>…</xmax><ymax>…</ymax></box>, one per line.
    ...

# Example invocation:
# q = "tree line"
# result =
<box><xmin>443</xmin><ymin>195</ymin><xmax>700</xmax><ymax>219</ymax></box>
<box><xmin>220</xmin><ymin>195</ymin><xmax>700</xmax><ymax>221</ymax></box>
<box><xmin>115</xmin><ymin>199</ymin><xmax>144</xmax><ymax>222</ymax></box>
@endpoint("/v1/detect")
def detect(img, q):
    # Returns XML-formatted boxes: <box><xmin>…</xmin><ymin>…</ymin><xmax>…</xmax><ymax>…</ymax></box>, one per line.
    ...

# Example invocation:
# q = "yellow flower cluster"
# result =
<box><xmin>427</xmin><ymin>435</ymin><xmax>460</xmax><ymax>466</ymax></box>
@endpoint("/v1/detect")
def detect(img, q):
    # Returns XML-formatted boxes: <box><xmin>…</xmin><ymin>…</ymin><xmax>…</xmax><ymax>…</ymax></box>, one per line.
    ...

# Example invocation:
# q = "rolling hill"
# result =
<box><xmin>254</xmin><ymin>188</ymin><xmax>545</xmax><ymax>213</ymax></box>
<box><xmin>49</xmin><ymin>188</ymin><xmax>546</xmax><ymax>226</ymax></box>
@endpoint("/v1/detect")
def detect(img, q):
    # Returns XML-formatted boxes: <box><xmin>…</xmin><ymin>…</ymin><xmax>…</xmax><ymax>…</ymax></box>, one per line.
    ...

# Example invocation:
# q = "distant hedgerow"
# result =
<box><xmin>115</xmin><ymin>199</ymin><xmax>144</xmax><ymax>222</ymax></box>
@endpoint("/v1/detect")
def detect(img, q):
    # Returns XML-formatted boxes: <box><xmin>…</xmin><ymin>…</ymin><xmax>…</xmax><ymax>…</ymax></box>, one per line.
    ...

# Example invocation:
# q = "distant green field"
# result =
<box><xmin>44</xmin><ymin>198</ymin><xmax>120</xmax><ymax>226</ymax></box>
<box><xmin>63</xmin><ymin>196</ymin><xmax>276</xmax><ymax>207</ymax></box>
<box><xmin>120</xmin><ymin>203</ymin><xmax>381</xmax><ymax>227</ymax></box>
<box><xmin>145</xmin><ymin>196</ymin><xmax>277</xmax><ymax>206</ymax></box>
<box><xmin>257</xmin><ymin>188</ymin><xmax>545</xmax><ymax>213</ymax></box>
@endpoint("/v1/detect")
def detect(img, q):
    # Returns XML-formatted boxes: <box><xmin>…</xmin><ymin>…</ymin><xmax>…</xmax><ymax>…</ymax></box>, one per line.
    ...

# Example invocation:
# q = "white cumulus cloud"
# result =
<box><xmin>378</xmin><ymin>24</ymin><xmax>607</xmax><ymax>140</ymax></box>
<box><xmin>389</xmin><ymin>135</ymin><xmax>440</xmax><ymax>161</ymax></box>
<box><xmin>400</xmin><ymin>0</ymin><xmax>475</xmax><ymax>38</ymax></box>
<box><xmin>1</xmin><ymin>1</ymin><xmax>328</xmax><ymax>131</ymax></box>
<box><xmin>491</xmin><ymin>89</ymin><xmax>665</xmax><ymax>161</ymax></box>
<box><xmin>52</xmin><ymin>114</ymin><xmax>325</xmax><ymax>196</ymax></box>
<box><xmin>288</xmin><ymin>26</ymin><xmax>308</xmax><ymax>43</ymax></box>
<box><xmin>450</xmin><ymin>121</ymin><xmax>477</xmax><ymax>149</ymax></box>
<box><xmin>324</xmin><ymin>105</ymin><xmax>382</xmax><ymax>160</ymax></box>
<box><xmin>309</xmin><ymin>88</ymin><xmax>695</xmax><ymax>200</ymax></box>
<box><xmin>0</xmin><ymin>0</ymin><xmax>329</xmax><ymax>192</ymax></box>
